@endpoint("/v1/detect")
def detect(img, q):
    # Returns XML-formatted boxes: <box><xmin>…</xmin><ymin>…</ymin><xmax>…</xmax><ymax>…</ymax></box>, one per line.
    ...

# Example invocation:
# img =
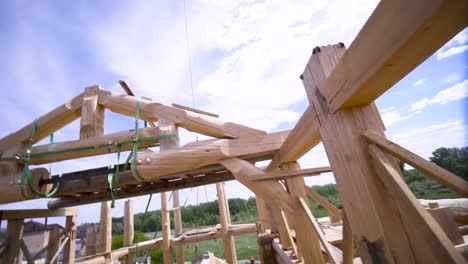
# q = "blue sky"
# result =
<box><xmin>0</xmin><ymin>1</ymin><xmax>466</xmax><ymax>225</ymax></box>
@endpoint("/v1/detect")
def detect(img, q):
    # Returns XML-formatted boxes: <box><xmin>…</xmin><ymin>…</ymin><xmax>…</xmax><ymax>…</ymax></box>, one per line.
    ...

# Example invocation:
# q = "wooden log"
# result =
<box><xmin>368</xmin><ymin>144</ymin><xmax>465</xmax><ymax>263</ymax></box>
<box><xmin>267</xmin><ymin>106</ymin><xmax>320</xmax><ymax>171</ymax></box>
<box><xmin>63</xmin><ymin>215</ymin><xmax>77</xmax><ymax>264</ymax></box>
<box><xmin>48</xmin><ymin>170</ymin><xmax>234</xmax><ymax>208</ymax></box>
<box><xmin>98</xmin><ymin>89</ymin><xmax>265</xmax><ymax>139</ymax></box>
<box><xmin>2</xmin><ymin>219</ymin><xmax>24</xmax><ymax>264</ymax></box>
<box><xmin>160</xmin><ymin>119</ymin><xmax>178</xmax><ymax>264</ymax></box>
<box><xmin>20</xmin><ymin>239</ymin><xmax>34</xmax><ymax>264</ymax></box>
<box><xmin>283</xmin><ymin>162</ymin><xmax>324</xmax><ymax>263</ymax></box>
<box><xmin>363</xmin><ymin>129</ymin><xmax>468</xmax><ymax>196</ymax></box>
<box><xmin>304</xmin><ymin>185</ymin><xmax>342</xmax><ymax>222</ymax></box>
<box><xmin>271</xmin><ymin>238</ymin><xmax>298</xmax><ymax>264</ymax></box>
<box><xmin>47</xmin><ymin>227</ymin><xmax>61</xmax><ymax>264</ymax></box>
<box><xmin>255</xmin><ymin>197</ymin><xmax>270</xmax><ymax>231</ymax></box>
<box><xmin>252</xmin><ymin>166</ymin><xmax>332</xmax><ymax>181</ymax></box>
<box><xmin>0</xmin><ymin>92</ymin><xmax>84</xmax><ymax>155</ymax></box>
<box><xmin>257</xmin><ymin>232</ymin><xmax>277</xmax><ymax>264</ymax></box>
<box><xmin>228</xmin><ymin>223</ymin><xmax>257</xmax><ymax>236</ymax></box>
<box><xmin>216</xmin><ymin>182</ymin><xmax>237</xmax><ymax>264</ymax></box>
<box><xmin>428</xmin><ymin>207</ymin><xmax>464</xmax><ymax>245</ymax></box>
<box><xmin>220</xmin><ymin>158</ymin><xmax>294</xmax><ymax>216</ymax></box>
<box><xmin>275</xmin><ymin>209</ymin><xmax>296</xmax><ymax>253</ymax></box>
<box><xmin>321</xmin><ymin>0</ymin><xmax>467</xmax><ymax>112</ymax></box>
<box><xmin>0</xmin><ymin>208</ymin><xmax>77</xmax><ymax>219</ymax></box>
<box><xmin>124</xmin><ymin>199</ymin><xmax>134</xmax><ymax>264</ymax></box>
<box><xmin>457</xmin><ymin>243</ymin><xmax>468</xmax><ymax>261</ymax></box>
<box><xmin>5</xmin><ymin>127</ymin><xmax>161</xmax><ymax>165</ymax></box>
<box><xmin>86</xmin><ymin>224</ymin><xmax>97</xmax><ymax>256</ymax></box>
<box><xmin>0</xmin><ymin>167</ymin><xmax>51</xmax><ymax>204</ymax></box>
<box><xmin>173</xmin><ymin>190</ymin><xmax>184</xmax><ymax>264</ymax></box>
<box><xmin>132</xmin><ymin>130</ymin><xmax>290</xmax><ymax>181</ymax></box>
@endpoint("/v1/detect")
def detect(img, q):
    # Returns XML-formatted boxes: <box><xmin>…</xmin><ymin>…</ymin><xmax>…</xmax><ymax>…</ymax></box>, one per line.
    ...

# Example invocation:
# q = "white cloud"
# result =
<box><xmin>412</xmin><ymin>79</ymin><xmax>426</xmax><ymax>87</ymax></box>
<box><xmin>410</xmin><ymin>79</ymin><xmax>468</xmax><ymax>111</ymax></box>
<box><xmin>389</xmin><ymin>120</ymin><xmax>467</xmax><ymax>159</ymax></box>
<box><xmin>437</xmin><ymin>45</ymin><xmax>468</xmax><ymax>60</ymax></box>
<box><xmin>381</xmin><ymin>110</ymin><xmax>415</xmax><ymax>127</ymax></box>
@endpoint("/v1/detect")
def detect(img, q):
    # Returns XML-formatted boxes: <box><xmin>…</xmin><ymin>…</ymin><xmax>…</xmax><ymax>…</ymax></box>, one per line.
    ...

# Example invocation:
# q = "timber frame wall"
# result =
<box><xmin>1</xmin><ymin>0</ymin><xmax>468</xmax><ymax>263</ymax></box>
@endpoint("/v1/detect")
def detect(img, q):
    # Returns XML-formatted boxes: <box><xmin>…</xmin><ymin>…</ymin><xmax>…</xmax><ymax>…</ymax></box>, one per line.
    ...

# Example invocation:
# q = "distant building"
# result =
<box><xmin>22</xmin><ymin>220</ymin><xmax>64</xmax><ymax>259</ymax></box>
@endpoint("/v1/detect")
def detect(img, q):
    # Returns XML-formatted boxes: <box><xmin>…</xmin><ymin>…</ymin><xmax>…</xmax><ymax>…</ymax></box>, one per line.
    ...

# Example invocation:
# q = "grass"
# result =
<box><xmin>183</xmin><ymin>233</ymin><xmax>259</xmax><ymax>261</ymax></box>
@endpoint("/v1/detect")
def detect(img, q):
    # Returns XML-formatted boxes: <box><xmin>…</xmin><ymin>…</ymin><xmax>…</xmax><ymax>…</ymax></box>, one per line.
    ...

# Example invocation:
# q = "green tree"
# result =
<box><xmin>430</xmin><ymin>146</ymin><xmax>468</xmax><ymax>181</ymax></box>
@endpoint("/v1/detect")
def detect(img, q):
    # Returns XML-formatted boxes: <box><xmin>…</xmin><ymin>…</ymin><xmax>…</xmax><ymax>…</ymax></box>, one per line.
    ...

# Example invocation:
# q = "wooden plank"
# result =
<box><xmin>429</xmin><ymin>207</ymin><xmax>464</xmax><ymax>245</ymax></box>
<box><xmin>98</xmin><ymin>89</ymin><xmax>265</xmax><ymax>139</ymax></box>
<box><xmin>271</xmin><ymin>238</ymin><xmax>299</xmax><ymax>264</ymax></box>
<box><xmin>363</xmin><ymin>129</ymin><xmax>468</xmax><ymax>196</ymax></box>
<box><xmin>0</xmin><ymin>92</ymin><xmax>84</xmax><ymax>155</ymax></box>
<box><xmin>456</xmin><ymin>243</ymin><xmax>468</xmax><ymax>261</ymax></box>
<box><xmin>321</xmin><ymin>0</ymin><xmax>467</xmax><ymax>112</ymax></box>
<box><xmin>47</xmin><ymin>227</ymin><xmax>61</xmax><ymax>264</ymax></box>
<box><xmin>6</xmin><ymin>127</ymin><xmax>161</xmax><ymax>165</ymax></box>
<box><xmin>368</xmin><ymin>144</ymin><xmax>465</xmax><ymax>263</ymax></box>
<box><xmin>172</xmin><ymin>103</ymin><xmax>219</xmax><ymax>118</ymax></box>
<box><xmin>0</xmin><ymin>208</ymin><xmax>77</xmax><ymax>219</ymax></box>
<box><xmin>124</xmin><ymin>199</ymin><xmax>134</xmax><ymax>264</ymax></box>
<box><xmin>159</xmin><ymin>119</ymin><xmax>178</xmax><ymax>264</ymax></box>
<box><xmin>255</xmin><ymin>197</ymin><xmax>270</xmax><ymax>231</ymax></box>
<box><xmin>267</xmin><ymin>105</ymin><xmax>320</xmax><ymax>171</ymax></box>
<box><xmin>304</xmin><ymin>184</ymin><xmax>342</xmax><ymax>222</ymax></box>
<box><xmin>298</xmin><ymin>197</ymin><xmax>339</xmax><ymax>264</ymax></box>
<box><xmin>216</xmin><ymin>182</ymin><xmax>237</xmax><ymax>263</ymax></box>
<box><xmin>283</xmin><ymin>162</ymin><xmax>324</xmax><ymax>263</ymax></box>
<box><xmin>276</xmin><ymin>209</ymin><xmax>297</xmax><ymax>255</ymax></box>
<box><xmin>63</xmin><ymin>215</ymin><xmax>77</xmax><ymax>264</ymax></box>
<box><xmin>252</xmin><ymin>166</ymin><xmax>332</xmax><ymax>181</ymax></box>
<box><xmin>132</xmin><ymin>130</ymin><xmax>290</xmax><ymax>181</ymax></box>
<box><xmin>220</xmin><ymin>158</ymin><xmax>294</xmax><ymax>216</ymax></box>
<box><xmin>2</xmin><ymin>219</ymin><xmax>24</xmax><ymax>264</ymax></box>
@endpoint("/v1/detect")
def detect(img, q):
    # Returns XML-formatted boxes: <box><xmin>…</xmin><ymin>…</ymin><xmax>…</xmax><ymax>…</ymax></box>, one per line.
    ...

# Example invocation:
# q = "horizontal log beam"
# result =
<box><xmin>98</xmin><ymin>89</ymin><xmax>265</xmax><ymax>139</ymax></box>
<box><xmin>133</xmin><ymin>131</ymin><xmax>290</xmax><ymax>181</ymax></box>
<box><xmin>48</xmin><ymin>171</ymin><xmax>234</xmax><ymax>209</ymax></box>
<box><xmin>172</xmin><ymin>103</ymin><xmax>219</xmax><ymax>118</ymax></box>
<box><xmin>2</xmin><ymin>127</ymin><xmax>162</xmax><ymax>165</ymax></box>
<box><xmin>0</xmin><ymin>93</ymin><xmax>84</xmax><ymax>155</ymax></box>
<box><xmin>252</xmin><ymin>166</ymin><xmax>332</xmax><ymax>181</ymax></box>
<box><xmin>0</xmin><ymin>208</ymin><xmax>77</xmax><ymax>219</ymax></box>
<box><xmin>322</xmin><ymin>0</ymin><xmax>467</xmax><ymax>112</ymax></box>
<box><xmin>363</xmin><ymin>129</ymin><xmax>468</xmax><ymax>196</ymax></box>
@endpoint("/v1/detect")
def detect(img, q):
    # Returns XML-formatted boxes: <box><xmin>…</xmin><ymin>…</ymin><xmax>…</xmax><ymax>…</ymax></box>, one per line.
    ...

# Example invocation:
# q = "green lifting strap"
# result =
<box><xmin>20</xmin><ymin>119</ymin><xmax>60</xmax><ymax>199</ymax></box>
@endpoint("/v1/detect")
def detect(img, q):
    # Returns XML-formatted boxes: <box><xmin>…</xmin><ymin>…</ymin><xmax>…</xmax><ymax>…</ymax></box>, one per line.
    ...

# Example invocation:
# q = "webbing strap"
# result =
<box><xmin>20</xmin><ymin>119</ymin><xmax>60</xmax><ymax>199</ymax></box>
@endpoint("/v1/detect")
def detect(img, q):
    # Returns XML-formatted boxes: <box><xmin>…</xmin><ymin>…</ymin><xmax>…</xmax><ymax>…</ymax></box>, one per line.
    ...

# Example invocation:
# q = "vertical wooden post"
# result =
<box><xmin>86</xmin><ymin>224</ymin><xmax>97</xmax><ymax>256</ymax></box>
<box><xmin>99</xmin><ymin>202</ymin><xmax>112</xmax><ymax>264</ymax></box>
<box><xmin>63</xmin><ymin>215</ymin><xmax>77</xmax><ymax>264</ymax></box>
<box><xmin>283</xmin><ymin>162</ymin><xmax>324</xmax><ymax>263</ymax></box>
<box><xmin>256</xmin><ymin>197</ymin><xmax>270</xmax><ymax>231</ymax></box>
<box><xmin>124</xmin><ymin>199</ymin><xmax>134</xmax><ymax>264</ymax></box>
<box><xmin>159</xmin><ymin>119</ymin><xmax>179</xmax><ymax>264</ymax></box>
<box><xmin>2</xmin><ymin>219</ymin><xmax>24</xmax><ymax>264</ymax></box>
<box><xmin>173</xmin><ymin>190</ymin><xmax>184</xmax><ymax>264</ymax></box>
<box><xmin>80</xmin><ymin>85</ymin><xmax>109</xmax><ymax>263</ymax></box>
<box><xmin>342</xmin><ymin>211</ymin><xmax>354</xmax><ymax>264</ymax></box>
<box><xmin>47</xmin><ymin>227</ymin><xmax>61</xmax><ymax>264</ymax></box>
<box><xmin>216</xmin><ymin>182</ymin><xmax>237</xmax><ymax>264</ymax></box>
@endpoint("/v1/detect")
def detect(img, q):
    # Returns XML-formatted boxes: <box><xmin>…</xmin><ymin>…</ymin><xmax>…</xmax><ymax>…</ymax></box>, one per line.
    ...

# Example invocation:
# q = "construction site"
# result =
<box><xmin>0</xmin><ymin>0</ymin><xmax>467</xmax><ymax>263</ymax></box>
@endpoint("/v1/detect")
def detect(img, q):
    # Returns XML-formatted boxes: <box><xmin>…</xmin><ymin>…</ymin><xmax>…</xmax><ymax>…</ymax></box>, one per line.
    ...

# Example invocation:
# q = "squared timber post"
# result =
<box><xmin>63</xmin><ymin>214</ymin><xmax>77</xmax><ymax>264</ymax></box>
<box><xmin>47</xmin><ymin>227</ymin><xmax>61</xmax><ymax>264</ymax></box>
<box><xmin>216</xmin><ymin>182</ymin><xmax>237</xmax><ymax>264</ymax></box>
<box><xmin>80</xmin><ymin>85</ymin><xmax>110</xmax><ymax>263</ymax></box>
<box><xmin>303</xmin><ymin>44</ymin><xmax>464</xmax><ymax>263</ymax></box>
<box><xmin>2</xmin><ymin>218</ymin><xmax>24</xmax><ymax>264</ymax></box>
<box><xmin>124</xmin><ymin>199</ymin><xmax>134</xmax><ymax>264</ymax></box>
<box><xmin>173</xmin><ymin>190</ymin><xmax>184</xmax><ymax>264</ymax></box>
<box><xmin>159</xmin><ymin>119</ymin><xmax>179</xmax><ymax>264</ymax></box>
<box><xmin>282</xmin><ymin>162</ymin><xmax>324</xmax><ymax>263</ymax></box>
<box><xmin>86</xmin><ymin>224</ymin><xmax>97</xmax><ymax>256</ymax></box>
